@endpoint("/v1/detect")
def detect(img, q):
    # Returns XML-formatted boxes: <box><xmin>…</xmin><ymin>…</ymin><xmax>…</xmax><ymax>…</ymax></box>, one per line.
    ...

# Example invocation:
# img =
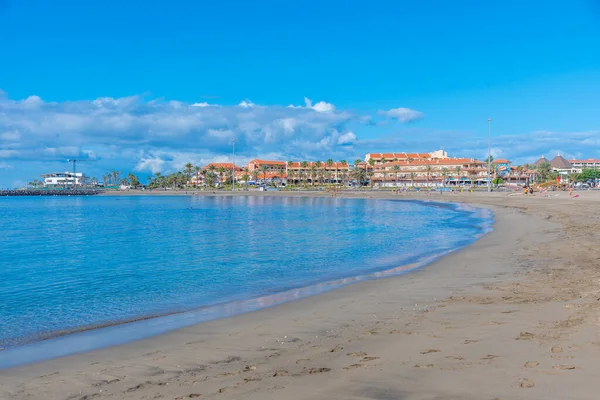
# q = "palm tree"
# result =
<box><xmin>287</xmin><ymin>161</ymin><xmax>294</xmax><ymax>185</ymax></box>
<box><xmin>424</xmin><ymin>165</ymin><xmax>432</xmax><ymax>187</ymax></box>
<box><xmin>251</xmin><ymin>170</ymin><xmax>259</xmax><ymax>185</ymax></box>
<box><xmin>259</xmin><ymin>164</ymin><xmax>268</xmax><ymax>185</ymax></box>
<box><xmin>193</xmin><ymin>165</ymin><xmax>201</xmax><ymax>188</ymax></box>
<box><xmin>314</xmin><ymin>161</ymin><xmax>322</xmax><ymax>185</ymax></box>
<box><xmin>184</xmin><ymin>163</ymin><xmax>193</xmax><ymax>186</ymax></box>
<box><xmin>326</xmin><ymin>159</ymin><xmax>334</xmax><ymax>184</ymax></box>
<box><xmin>441</xmin><ymin>168</ymin><xmax>449</xmax><ymax>187</ymax></box>
<box><xmin>351</xmin><ymin>166</ymin><xmax>365</xmax><ymax>187</ymax></box>
<box><xmin>309</xmin><ymin>165</ymin><xmax>317</xmax><ymax>186</ymax></box>
<box><xmin>381</xmin><ymin>169</ymin><xmax>388</xmax><ymax>187</ymax></box>
<box><xmin>217</xmin><ymin>166</ymin><xmax>226</xmax><ymax>186</ymax></box>
<box><xmin>367</xmin><ymin>159</ymin><xmax>376</xmax><ymax>187</ymax></box>
<box><xmin>300</xmin><ymin>161</ymin><xmax>308</xmax><ymax>186</ymax></box>
<box><xmin>340</xmin><ymin>160</ymin><xmax>348</xmax><ymax>186</ymax></box>
<box><xmin>454</xmin><ymin>166</ymin><xmax>462</xmax><ymax>186</ymax></box>
<box><xmin>409</xmin><ymin>172</ymin><xmax>416</xmax><ymax>187</ymax></box>
<box><xmin>111</xmin><ymin>170</ymin><xmax>119</xmax><ymax>186</ymax></box>
<box><xmin>392</xmin><ymin>165</ymin><xmax>401</xmax><ymax>187</ymax></box>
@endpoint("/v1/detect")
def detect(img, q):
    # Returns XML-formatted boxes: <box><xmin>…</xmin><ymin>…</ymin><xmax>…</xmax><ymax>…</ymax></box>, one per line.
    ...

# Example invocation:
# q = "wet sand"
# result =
<box><xmin>2</xmin><ymin>190</ymin><xmax>600</xmax><ymax>400</ymax></box>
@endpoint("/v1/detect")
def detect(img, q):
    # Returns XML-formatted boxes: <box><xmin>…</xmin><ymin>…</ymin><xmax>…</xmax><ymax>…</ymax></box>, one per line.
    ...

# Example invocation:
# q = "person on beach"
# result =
<box><xmin>569</xmin><ymin>185</ymin><xmax>573</xmax><ymax>198</ymax></box>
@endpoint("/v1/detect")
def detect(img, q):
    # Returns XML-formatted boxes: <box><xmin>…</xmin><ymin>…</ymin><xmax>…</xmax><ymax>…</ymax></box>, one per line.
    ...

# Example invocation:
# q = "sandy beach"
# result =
<box><xmin>2</xmin><ymin>190</ymin><xmax>600</xmax><ymax>400</ymax></box>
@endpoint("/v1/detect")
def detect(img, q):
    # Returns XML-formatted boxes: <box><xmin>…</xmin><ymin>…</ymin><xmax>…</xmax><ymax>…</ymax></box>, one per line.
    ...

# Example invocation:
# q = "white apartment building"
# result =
<box><xmin>42</xmin><ymin>172</ymin><xmax>84</xmax><ymax>186</ymax></box>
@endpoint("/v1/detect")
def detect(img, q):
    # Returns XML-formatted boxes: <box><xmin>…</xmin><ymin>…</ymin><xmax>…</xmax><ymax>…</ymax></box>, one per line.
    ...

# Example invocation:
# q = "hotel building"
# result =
<box><xmin>286</xmin><ymin>161</ymin><xmax>350</xmax><ymax>184</ymax></box>
<box><xmin>365</xmin><ymin>151</ymin><xmax>488</xmax><ymax>186</ymax></box>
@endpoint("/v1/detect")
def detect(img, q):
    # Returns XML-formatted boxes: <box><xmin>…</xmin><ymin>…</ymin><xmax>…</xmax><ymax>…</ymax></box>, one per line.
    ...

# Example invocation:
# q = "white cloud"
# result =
<box><xmin>191</xmin><ymin>102</ymin><xmax>212</xmax><ymax>107</ymax></box>
<box><xmin>0</xmin><ymin>92</ymin><xmax>359</xmax><ymax>184</ymax></box>
<box><xmin>378</xmin><ymin>107</ymin><xmax>424</xmax><ymax>123</ymax></box>
<box><xmin>0</xmin><ymin>162</ymin><xmax>12</xmax><ymax>170</ymax></box>
<box><xmin>238</xmin><ymin>100</ymin><xmax>255</xmax><ymax>108</ymax></box>
<box><xmin>337</xmin><ymin>131</ymin><xmax>356</xmax><ymax>145</ymax></box>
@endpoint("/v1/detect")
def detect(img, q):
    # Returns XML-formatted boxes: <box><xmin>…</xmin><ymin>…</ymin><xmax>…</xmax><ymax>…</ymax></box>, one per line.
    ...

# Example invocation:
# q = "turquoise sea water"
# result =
<box><xmin>0</xmin><ymin>195</ymin><xmax>492</xmax><ymax>366</ymax></box>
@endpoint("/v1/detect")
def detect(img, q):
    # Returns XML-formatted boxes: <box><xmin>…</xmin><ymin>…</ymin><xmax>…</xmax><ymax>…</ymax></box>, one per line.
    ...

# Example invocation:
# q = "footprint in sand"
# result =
<box><xmin>414</xmin><ymin>363</ymin><xmax>435</xmax><ymax>368</ymax></box>
<box><xmin>480</xmin><ymin>354</ymin><xmax>499</xmax><ymax>360</ymax></box>
<box><xmin>361</xmin><ymin>357</ymin><xmax>380</xmax><ymax>362</ymax></box>
<box><xmin>524</xmin><ymin>361</ymin><xmax>539</xmax><ymax>368</ymax></box>
<box><xmin>330</xmin><ymin>345</ymin><xmax>344</xmax><ymax>352</ymax></box>
<box><xmin>551</xmin><ymin>346</ymin><xmax>564</xmax><ymax>354</ymax></box>
<box><xmin>347</xmin><ymin>352</ymin><xmax>368</xmax><ymax>357</ymax></box>
<box><xmin>517</xmin><ymin>332</ymin><xmax>535</xmax><ymax>340</ymax></box>
<box><xmin>344</xmin><ymin>364</ymin><xmax>367</xmax><ymax>370</ymax></box>
<box><xmin>420</xmin><ymin>349</ymin><xmax>440</xmax><ymax>354</ymax></box>
<box><xmin>273</xmin><ymin>370</ymin><xmax>289</xmax><ymax>377</ymax></box>
<box><xmin>463</xmin><ymin>339</ymin><xmax>479</xmax><ymax>344</ymax></box>
<box><xmin>519</xmin><ymin>378</ymin><xmax>535</xmax><ymax>388</ymax></box>
<box><xmin>553</xmin><ymin>365</ymin><xmax>577</xmax><ymax>370</ymax></box>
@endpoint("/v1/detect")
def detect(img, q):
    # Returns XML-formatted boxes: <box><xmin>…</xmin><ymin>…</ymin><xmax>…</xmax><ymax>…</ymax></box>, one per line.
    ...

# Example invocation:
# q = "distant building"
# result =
<box><xmin>189</xmin><ymin>163</ymin><xmax>243</xmax><ymax>186</ymax></box>
<box><xmin>285</xmin><ymin>161</ymin><xmax>350</xmax><ymax>185</ymax></box>
<box><xmin>247</xmin><ymin>159</ymin><xmax>287</xmax><ymax>173</ymax></box>
<box><xmin>549</xmin><ymin>155</ymin><xmax>577</xmax><ymax>174</ymax></box>
<box><xmin>367</xmin><ymin>157</ymin><xmax>487</xmax><ymax>186</ymax></box>
<box><xmin>42</xmin><ymin>172</ymin><xmax>84</xmax><ymax>187</ymax></box>
<box><xmin>568</xmin><ymin>158</ymin><xmax>600</xmax><ymax>170</ymax></box>
<box><xmin>534</xmin><ymin>156</ymin><xmax>550</xmax><ymax>166</ymax></box>
<box><xmin>365</xmin><ymin>150</ymin><xmax>448</xmax><ymax>165</ymax></box>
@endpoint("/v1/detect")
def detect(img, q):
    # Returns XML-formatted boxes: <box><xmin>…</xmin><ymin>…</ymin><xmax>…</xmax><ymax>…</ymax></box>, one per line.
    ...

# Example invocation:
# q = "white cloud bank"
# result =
<box><xmin>378</xmin><ymin>107</ymin><xmax>424</xmax><ymax>123</ymax></box>
<box><xmin>0</xmin><ymin>92</ymin><xmax>367</xmax><ymax>183</ymax></box>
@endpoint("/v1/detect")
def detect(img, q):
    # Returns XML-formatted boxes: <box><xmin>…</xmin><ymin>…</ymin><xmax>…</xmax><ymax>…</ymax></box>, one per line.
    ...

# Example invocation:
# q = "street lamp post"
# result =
<box><xmin>232</xmin><ymin>138</ymin><xmax>236</xmax><ymax>192</ymax></box>
<box><xmin>487</xmin><ymin>118</ymin><xmax>492</xmax><ymax>193</ymax></box>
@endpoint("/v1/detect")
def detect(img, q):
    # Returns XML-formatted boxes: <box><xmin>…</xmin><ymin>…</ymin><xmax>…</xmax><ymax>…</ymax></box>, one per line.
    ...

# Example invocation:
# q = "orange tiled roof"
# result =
<box><xmin>249</xmin><ymin>159</ymin><xmax>287</xmax><ymax>166</ymax></box>
<box><xmin>203</xmin><ymin>163</ymin><xmax>243</xmax><ymax>171</ymax></box>
<box><xmin>368</xmin><ymin>152</ymin><xmax>432</xmax><ymax>159</ymax></box>
<box><xmin>492</xmin><ymin>159</ymin><xmax>511</xmax><ymax>164</ymax></box>
<box><xmin>379</xmin><ymin>158</ymin><xmax>483</xmax><ymax>166</ymax></box>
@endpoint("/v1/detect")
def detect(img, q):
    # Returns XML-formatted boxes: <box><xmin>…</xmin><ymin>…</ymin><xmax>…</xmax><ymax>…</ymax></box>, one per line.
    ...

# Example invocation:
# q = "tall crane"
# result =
<box><xmin>67</xmin><ymin>159</ymin><xmax>86</xmax><ymax>188</ymax></box>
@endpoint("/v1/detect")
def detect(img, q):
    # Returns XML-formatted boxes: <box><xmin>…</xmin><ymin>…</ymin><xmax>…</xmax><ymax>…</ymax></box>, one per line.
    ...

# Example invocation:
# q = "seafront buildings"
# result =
<box><xmin>181</xmin><ymin>150</ymin><xmax>548</xmax><ymax>187</ymax></box>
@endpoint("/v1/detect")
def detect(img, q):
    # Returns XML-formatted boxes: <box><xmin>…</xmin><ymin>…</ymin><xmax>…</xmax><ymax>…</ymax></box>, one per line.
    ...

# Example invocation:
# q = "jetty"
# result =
<box><xmin>0</xmin><ymin>189</ymin><xmax>102</xmax><ymax>196</ymax></box>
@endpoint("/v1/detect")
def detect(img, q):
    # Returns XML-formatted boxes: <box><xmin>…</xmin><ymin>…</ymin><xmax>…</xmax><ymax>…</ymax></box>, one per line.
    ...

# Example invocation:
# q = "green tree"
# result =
<box><xmin>536</xmin><ymin>161</ymin><xmax>552</xmax><ymax>182</ymax></box>
<box><xmin>409</xmin><ymin>172</ymin><xmax>416</xmax><ymax>187</ymax></box>
<box><xmin>392</xmin><ymin>164</ymin><xmax>401</xmax><ymax>186</ymax></box>
<box><xmin>260</xmin><ymin>165</ymin><xmax>269</xmax><ymax>185</ymax></box>
<box><xmin>184</xmin><ymin>163</ymin><xmax>193</xmax><ymax>185</ymax></box>
<box><xmin>454</xmin><ymin>166</ymin><xmax>462</xmax><ymax>185</ymax></box>
<box><xmin>193</xmin><ymin>165</ymin><xmax>201</xmax><ymax>188</ymax></box>
<box><xmin>367</xmin><ymin>159</ymin><xmax>375</xmax><ymax>187</ymax></box>
<box><xmin>424</xmin><ymin>165</ymin><xmax>432</xmax><ymax>186</ymax></box>
<box><xmin>351</xmin><ymin>166</ymin><xmax>365</xmax><ymax>187</ymax></box>
<box><xmin>441</xmin><ymin>167</ymin><xmax>449</xmax><ymax>187</ymax></box>
<box><xmin>575</xmin><ymin>169</ymin><xmax>600</xmax><ymax>182</ymax></box>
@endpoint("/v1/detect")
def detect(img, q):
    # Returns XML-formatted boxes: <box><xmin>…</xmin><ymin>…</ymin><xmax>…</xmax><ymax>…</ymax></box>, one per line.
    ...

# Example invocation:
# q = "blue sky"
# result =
<box><xmin>1</xmin><ymin>0</ymin><xmax>600</xmax><ymax>187</ymax></box>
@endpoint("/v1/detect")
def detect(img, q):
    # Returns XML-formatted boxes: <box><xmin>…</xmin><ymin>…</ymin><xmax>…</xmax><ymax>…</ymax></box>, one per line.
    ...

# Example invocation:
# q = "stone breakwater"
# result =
<box><xmin>0</xmin><ymin>189</ymin><xmax>102</xmax><ymax>196</ymax></box>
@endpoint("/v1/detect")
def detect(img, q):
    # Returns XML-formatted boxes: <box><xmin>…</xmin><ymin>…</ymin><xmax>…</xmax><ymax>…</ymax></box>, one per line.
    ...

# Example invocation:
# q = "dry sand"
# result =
<box><xmin>2</xmin><ymin>190</ymin><xmax>600</xmax><ymax>400</ymax></box>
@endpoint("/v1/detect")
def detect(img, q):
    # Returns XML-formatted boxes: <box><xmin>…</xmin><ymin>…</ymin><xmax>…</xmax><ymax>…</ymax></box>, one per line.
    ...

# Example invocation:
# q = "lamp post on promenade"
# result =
<box><xmin>487</xmin><ymin>118</ymin><xmax>492</xmax><ymax>193</ymax></box>
<box><xmin>232</xmin><ymin>138</ymin><xmax>236</xmax><ymax>192</ymax></box>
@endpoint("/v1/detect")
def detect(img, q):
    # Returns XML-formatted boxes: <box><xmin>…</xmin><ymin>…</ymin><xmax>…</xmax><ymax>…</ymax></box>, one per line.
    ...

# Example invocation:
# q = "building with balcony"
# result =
<box><xmin>367</xmin><ymin>157</ymin><xmax>487</xmax><ymax>187</ymax></box>
<box><xmin>286</xmin><ymin>161</ymin><xmax>350</xmax><ymax>185</ymax></box>
<box><xmin>42</xmin><ymin>172</ymin><xmax>84</xmax><ymax>187</ymax></box>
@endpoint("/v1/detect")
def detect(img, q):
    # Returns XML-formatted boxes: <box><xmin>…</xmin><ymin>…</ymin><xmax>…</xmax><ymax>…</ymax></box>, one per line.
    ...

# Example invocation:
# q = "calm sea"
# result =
<box><xmin>0</xmin><ymin>195</ymin><xmax>492</xmax><ymax>365</ymax></box>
